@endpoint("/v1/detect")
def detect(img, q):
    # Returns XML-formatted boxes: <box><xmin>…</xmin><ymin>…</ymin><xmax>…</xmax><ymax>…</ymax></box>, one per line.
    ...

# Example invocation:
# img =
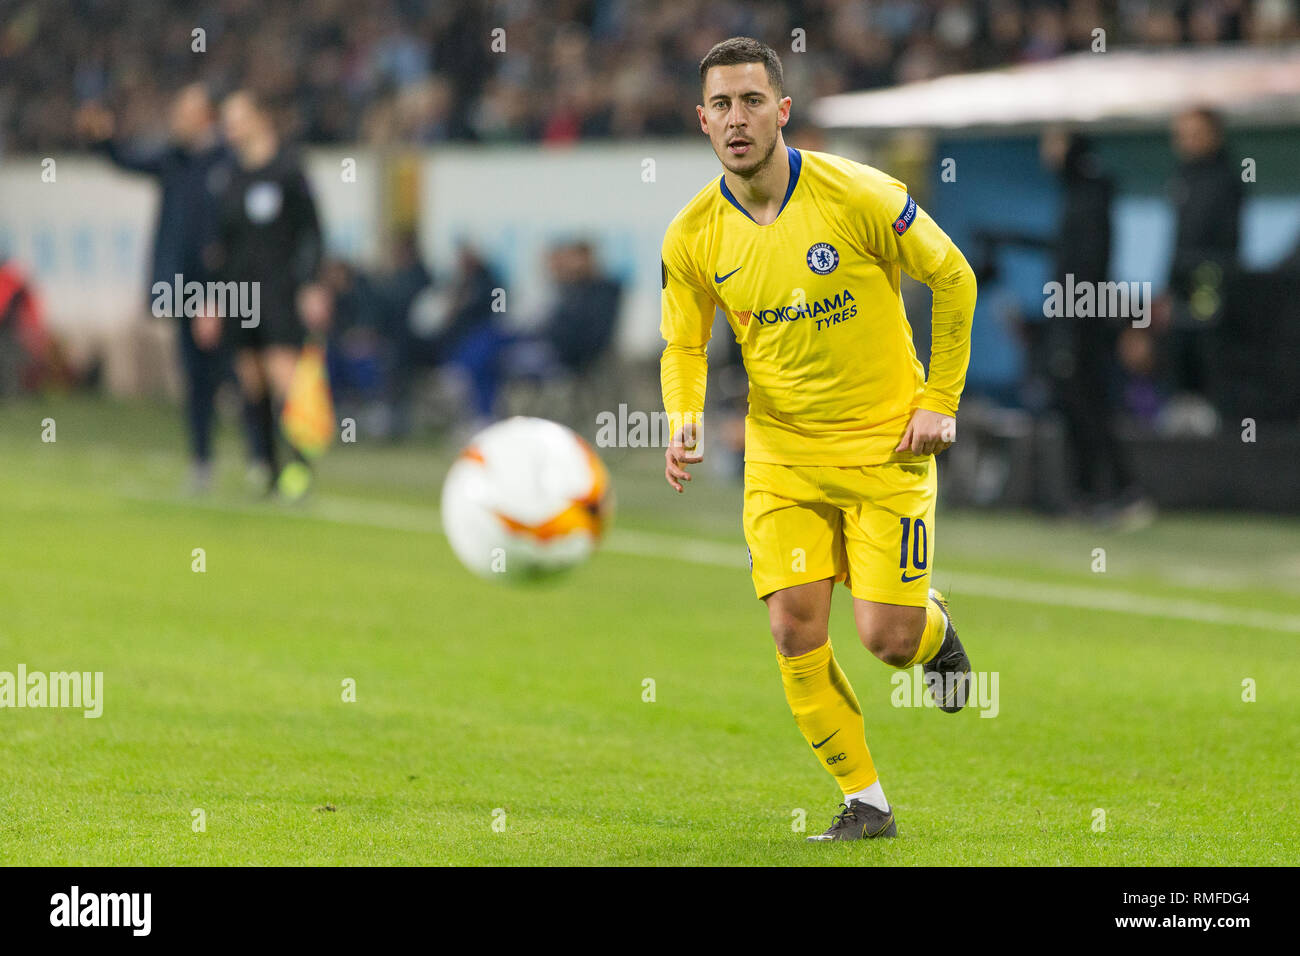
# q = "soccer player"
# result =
<box><xmin>199</xmin><ymin>89</ymin><xmax>330</xmax><ymax>500</ymax></box>
<box><xmin>660</xmin><ymin>38</ymin><xmax>977</xmax><ymax>841</ymax></box>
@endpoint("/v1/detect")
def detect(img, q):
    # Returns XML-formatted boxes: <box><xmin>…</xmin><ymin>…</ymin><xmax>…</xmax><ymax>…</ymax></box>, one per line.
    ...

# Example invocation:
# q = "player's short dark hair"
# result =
<box><xmin>699</xmin><ymin>37</ymin><xmax>784</xmax><ymax>98</ymax></box>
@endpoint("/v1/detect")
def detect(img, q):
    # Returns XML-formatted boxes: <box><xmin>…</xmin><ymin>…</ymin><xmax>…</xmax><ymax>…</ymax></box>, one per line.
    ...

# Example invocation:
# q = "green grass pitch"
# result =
<box><xmin>1</xmin><ymin>396</ymin><xmax>1297</xmax><ymax>865</ymax></box>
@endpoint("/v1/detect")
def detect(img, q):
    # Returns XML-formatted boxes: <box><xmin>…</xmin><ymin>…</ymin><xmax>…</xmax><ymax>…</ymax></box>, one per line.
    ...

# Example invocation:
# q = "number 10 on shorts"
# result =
<box><xmin>899</xmin><ymin>516</ymin><xmax>928</xmax><ymax>578</ymax></box>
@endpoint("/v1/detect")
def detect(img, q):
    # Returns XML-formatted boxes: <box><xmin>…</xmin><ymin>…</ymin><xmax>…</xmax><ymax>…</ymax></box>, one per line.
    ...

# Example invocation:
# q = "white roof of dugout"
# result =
<box><xmin>811</xmin><ymin>45</ymin><xmax>1300</xmax><ymax>135</ymax></box>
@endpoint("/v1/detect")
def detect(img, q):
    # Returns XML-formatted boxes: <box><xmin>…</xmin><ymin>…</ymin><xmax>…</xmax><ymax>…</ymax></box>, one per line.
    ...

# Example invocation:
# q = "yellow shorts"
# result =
<box><xmin>742</xmin><ymin>458</ymin><xmax>937</xmax><ymax>607</ymax></box>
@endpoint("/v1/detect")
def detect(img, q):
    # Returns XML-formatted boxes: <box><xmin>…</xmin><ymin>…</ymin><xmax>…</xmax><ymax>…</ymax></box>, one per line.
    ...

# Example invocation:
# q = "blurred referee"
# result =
<box><xmin>198</xmin><ymin>89</ymin><xmax>330</xmax><ymax>500</ymax></box>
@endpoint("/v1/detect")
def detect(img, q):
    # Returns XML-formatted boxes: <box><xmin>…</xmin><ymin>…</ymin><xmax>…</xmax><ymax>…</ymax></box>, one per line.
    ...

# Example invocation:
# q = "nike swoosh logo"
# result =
<box><xmin>901</xmin><ymin>571</ymin><xmax>927</xmax><ymax>583</ymax></box>
<box><xmin>714</xmin><ymin>267</ymin><xmax>742</xmax><ymax>283</ymax></box>
<box><xmin>811</xmin><ymin>730</ymin><xmax>839</xmax><ymax>749</ymax></box>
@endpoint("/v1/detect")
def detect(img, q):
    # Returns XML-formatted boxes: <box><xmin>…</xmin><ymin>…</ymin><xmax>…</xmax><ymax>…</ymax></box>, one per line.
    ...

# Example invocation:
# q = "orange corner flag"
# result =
<box><xmin>281</xmin><ymin>343</ymin><xmax>335</xmax><ymax>459</ymax></box>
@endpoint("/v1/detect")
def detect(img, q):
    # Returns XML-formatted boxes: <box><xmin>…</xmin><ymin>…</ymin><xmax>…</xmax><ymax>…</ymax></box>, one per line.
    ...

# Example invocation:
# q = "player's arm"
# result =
<box><xmin>659</xmin><ymin>230</ymin><xmax>714</xmax><ymax>493</ymax></box>
<box><xmin>855</xmin><ymin>177</ymin><xmax>977</xmax><ymax>455</ymax></box>
<box><xmin>75</xmin><ymin>103</ymin><xmax>169</xmax><ymax>176</ymax></box>
<box><xmin>288</xmin><ymin>168</ymin><xmax>330</xmax><ymax>333</ymax></box>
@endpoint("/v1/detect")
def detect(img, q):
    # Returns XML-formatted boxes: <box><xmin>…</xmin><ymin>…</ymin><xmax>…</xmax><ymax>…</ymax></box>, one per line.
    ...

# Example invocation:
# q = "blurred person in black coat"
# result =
<box><xmin>1157</xmin><ymin>107</ymin><xmax>1242</xmax><ymax>405</ymax></box>
<box><xmin>76</xmin><ymin>84</ymin><xmax>234</xmax><ymax>492</ymax></box>
<box><xmin>373</xmin><ymin>231</ymin><xmax>432</xmax><ymax>438</ymax></box>
<box><xmin>535</xmin><ymin>241</ymin><xmax>621</xmax><ymax>377</ymax></box>
<box><xmin>503</xmin><ymin>241</ymin><xmax>623</xmax><ymax>409</ymax></box>
<box><xmin>1040</xmin><ymin>128</ymin><xmax>1149</xmax><ymax>525</ymax></box>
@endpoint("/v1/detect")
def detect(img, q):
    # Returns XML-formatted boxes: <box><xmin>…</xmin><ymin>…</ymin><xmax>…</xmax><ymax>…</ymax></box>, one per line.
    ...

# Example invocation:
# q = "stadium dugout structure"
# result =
<box><xmin>810</xmin><ymin>46</ymin><xmax>1300</xmax><ymax>512</ymax></box>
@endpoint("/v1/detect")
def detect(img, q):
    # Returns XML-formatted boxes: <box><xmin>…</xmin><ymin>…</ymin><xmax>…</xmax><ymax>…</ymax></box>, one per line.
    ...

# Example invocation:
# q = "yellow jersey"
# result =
<box><xmin>660</xmin><ymin>146</ymin><xmax>976</xmax><ymax>465</ymax></box>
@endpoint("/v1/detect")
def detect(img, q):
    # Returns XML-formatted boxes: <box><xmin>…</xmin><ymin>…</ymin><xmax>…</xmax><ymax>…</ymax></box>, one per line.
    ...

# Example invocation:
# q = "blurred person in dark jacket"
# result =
<box><xmin>536</xmin><ymin>241</ymin><xmax>621</xmax><ymax>377</ymax></box>
<box><xmin>379</xmin><ymin>231</ymin><xmax>434</xmax><ymax>343</ymax></box>
<box><xmin>374</xmin><ymin>231</ymin><xmax>432</xmax><ymax>438</ymax></box>
<box><xmin>434</xmin><ymin>243</ymin><xmax>505</xmax><ymax>425</ymax></box>
<box><xmin>76</xmin><ymin>83</ymin><xmax>234</xmax><ymax>492</ymax></box>
<box><xmin>321</xmin><ymin>258</ymin><xmax>387</xmax><ymax>404</ymax></box>
<box><xmin>503</xmin><ymin>241</ymin><xmax>622</xmax><ymax>403</ymax></box>
<box><xmin>1157</xmin><ymin>107</ymin><xmax>1242</xmax><ymax>406</ymax></box>
<box><xmin>1041</xmin><ymin>128</ymin><xmax>1150</xmax><ymax>526</ymax></box>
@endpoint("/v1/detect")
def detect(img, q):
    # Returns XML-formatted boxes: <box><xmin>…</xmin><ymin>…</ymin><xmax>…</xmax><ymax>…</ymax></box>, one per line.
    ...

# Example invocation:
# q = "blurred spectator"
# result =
<box><xmin>1040</xmin><ymin>129</ymin><xmax>1149</xmax><ymax>524</ymax></box>
<box><xmin>320</xmin><ymin>242</ymin><xmax>446</xmax><ymax>440</ymax></box>
<box><xmin>370</xmin><ymin>231</ymin><xmax>433</xmax><ymax>436</ymax></box>
<box><xmin>322</xmin><ymin>257</ymin><xmax>388</xmax><ymax>408</ymax></box>
<box><xmin>378</xmin><ymin>231</ymin><xmax>434</xmax><ymax>343</ymax></box>
<box><xmin>1117</xmin><ymin>324</ymin><xmax>1164</xmax><ymax>424</ymax></box>
<box><xmin>435</xmin><ymin>243</ymin><xmax>505</xmax><ymax>420</ymax></box>
<box><xmin>393</xmin><ymin>242</ymin><xmax>505</xmax><ymax>430</ymax></box>
<box><xmin>532</xmin><ymin>240</ymin><xmax>622</xmax><ymax>377</ymax></box>
<box><xmin>500</xmin><ymin>239</ymin><xmax>623</xmax><ymax>424</ymax></box>
<box><xmin>384</xmin><ymin>238</ymin><xmax>624</xmax><ymax>433</ymax></box>
<box><xmin>0</xmin><ymin>257</ymin><xmax>53</xmax><ymax>394</ymax></box>
<box><xmin>1159</xmin><ymin>106</ymin><xmax>1242</xmax><ymax>411</ymax></box>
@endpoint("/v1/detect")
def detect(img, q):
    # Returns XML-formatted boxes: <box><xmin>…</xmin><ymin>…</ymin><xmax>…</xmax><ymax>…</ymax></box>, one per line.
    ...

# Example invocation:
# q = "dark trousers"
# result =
<box><xmin>1057</xmin><ymin>322</ymin><xmax>1134</xmax><ymax>501</ymax></box>
<box><xmin>176</xmin><ymin>317</ymin><xmax>225</xmax><ymax>464</ymax></box>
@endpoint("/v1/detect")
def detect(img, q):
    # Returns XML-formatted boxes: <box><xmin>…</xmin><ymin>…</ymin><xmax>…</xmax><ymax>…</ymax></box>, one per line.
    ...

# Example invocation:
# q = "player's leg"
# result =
<box><xmin>177</xmin><ymin>315</ymin><xmax>218</xmax><ymax>492</ymax></box>
<box><xmin>744</xmin><ymin>462</ymin><xmax>896</xmax><ymax>839</ymax></box>
<box><xmin>766</xmin><ymin>580</ymin><xmax>895</xmax><ymax>838</ymax></box>
<box><xmin>854</xmin><ymin>601</ymin><xmax>929</xmax><ymax>667</ymax></box>
<box><xmin>264</xmin><ymin>344</ymin><xmax>313</xmax><ymax>500</ymax></box>
<box><xmin>765</xmin><ymin>577</ymin><xmax>831</xmax><ymax>657</ymax></box>
<box><xmin>233</xmin><ymin>347</ymin><xmax>277</xmax><ymax>491</ymax></box>
<box><xmin>229</xmin><ymin>310</ymin><xmax>276</xmax><ymax>487</ymax></box>
<box><xmin>263</xmin><ymin>345</ymin><xmax>297</xmax><ymax>404</ymax></box>
<box><xmin>838</xmin><ymin>459</ymin><xmax>972</xmax><ymax>712</ymax></box>
<box><xmin>919</xmin><ymin>588</ymin><xmax>971</xmax><ymax>712</ymax></box>
<box><xmin>855</xmin><ymin>594</ymin><xmax>969</xmax><ymax>712</ymax></box>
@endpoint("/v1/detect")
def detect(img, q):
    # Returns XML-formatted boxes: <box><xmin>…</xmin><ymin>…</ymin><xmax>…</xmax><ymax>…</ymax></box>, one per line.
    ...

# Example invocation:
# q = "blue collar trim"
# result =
<box><xmin>719</xmin><ymin>146</ymin><xmax>801</xmax><ymax>224</ymax></box>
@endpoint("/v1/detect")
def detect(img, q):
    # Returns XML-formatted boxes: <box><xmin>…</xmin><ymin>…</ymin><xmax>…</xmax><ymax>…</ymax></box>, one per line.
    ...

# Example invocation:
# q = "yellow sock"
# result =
<box><xmin>777</xmin><ymin>641</ymin><xmax>877</xmax><ymax>795</ymax></box>
<box><xmin>902</xmin><ymin>597</ymin><xmax>947</xmax><ymax>669</ymax></box>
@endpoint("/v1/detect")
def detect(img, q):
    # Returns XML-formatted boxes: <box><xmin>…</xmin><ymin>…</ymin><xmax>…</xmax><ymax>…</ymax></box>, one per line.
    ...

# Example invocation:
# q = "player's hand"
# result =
<box><xmin>896</xmin><ymin>408</ymin><xmax>956</xmax><ymax>456</ymax></box>
<box><xmin>74</xmin><ymin>103</ymin><xmax>114</xmax><ymax>142</ymax></box>
<box><xmin>665</xmin><ymin>421</ymin><xmax>704</xmax><ymax>493</ymax></box>
<box><xmin>1151</xmin><ymin>294</ymin><xmax>1173</xmax><ymax>331</ymax></box>
<box><xmin>297</xmin><ymin>283</ymin><xmax>332</xmax><ymax>333</ymax></box>
<box><xmin>193</xmin><ymin>311</ymin><xmax>221</xmax><ymax>351</ymax></box>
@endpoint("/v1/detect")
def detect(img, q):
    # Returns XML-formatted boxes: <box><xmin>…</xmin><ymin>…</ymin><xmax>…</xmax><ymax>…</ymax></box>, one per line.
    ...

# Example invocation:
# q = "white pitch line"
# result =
<box><xmin>124</xmin><ymin>489</ymin><xmax>1300</xmax><ymax>634</ymax></box>
<box><xmin>934</xmin><ymin>573</ymin><xmax>1300</xmax><ymax>634</ymax></box>
<box><xmin>608</xmin><ymin>529</ymin><xmax>1300</xmax><ymax>633</ymax></box>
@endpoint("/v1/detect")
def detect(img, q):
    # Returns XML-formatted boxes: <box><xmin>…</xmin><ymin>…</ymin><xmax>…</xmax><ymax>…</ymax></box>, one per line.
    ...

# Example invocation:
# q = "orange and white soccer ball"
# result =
<box><xmin>441</xmin><ymin>417</ymin><xmax>613</xmax><ymax>580</ymax></box>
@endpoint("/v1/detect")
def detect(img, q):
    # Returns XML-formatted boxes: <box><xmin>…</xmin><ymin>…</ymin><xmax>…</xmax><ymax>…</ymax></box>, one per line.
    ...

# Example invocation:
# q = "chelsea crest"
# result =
<box><xmin>806</xmin><ymin>242</ymin><xmax>839</xmax><ymax>275</ymax></box>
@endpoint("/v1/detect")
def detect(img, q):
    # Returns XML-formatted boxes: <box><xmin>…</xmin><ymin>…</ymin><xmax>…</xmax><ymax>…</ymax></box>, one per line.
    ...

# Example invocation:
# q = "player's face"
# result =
<box><xmin>697</xmin><ymin>63</ymin><xmax>790</xmax><ymax>177</ymax></box>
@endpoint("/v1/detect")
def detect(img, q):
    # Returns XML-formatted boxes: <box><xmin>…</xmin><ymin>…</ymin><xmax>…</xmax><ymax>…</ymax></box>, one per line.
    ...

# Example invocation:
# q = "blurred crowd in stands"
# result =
<box><xmin>5</xmin><ymin>0</ymin><xmax>1300</xmax><ymax>153</ymax></box>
